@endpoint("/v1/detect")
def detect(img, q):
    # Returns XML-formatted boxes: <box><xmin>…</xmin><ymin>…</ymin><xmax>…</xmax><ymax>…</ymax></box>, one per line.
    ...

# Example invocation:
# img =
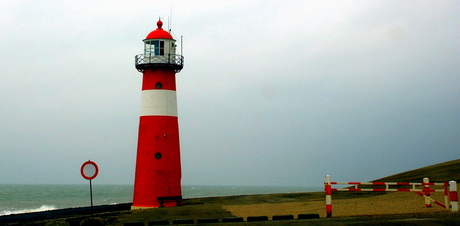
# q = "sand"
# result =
<box><xmin>223</xmin><ymin>192</ymin><xmax>450</xmax><ymax>219</ymax></box>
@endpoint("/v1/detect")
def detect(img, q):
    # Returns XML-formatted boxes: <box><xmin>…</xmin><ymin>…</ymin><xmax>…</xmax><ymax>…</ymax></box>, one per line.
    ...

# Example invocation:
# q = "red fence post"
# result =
<box><xmin>449</xmin><ymin>181</ymin><xmax>458</xmax><ymax>211</ymax></box>
<box><xmin>325</xmin><ymin>175</ymin><xmax>332</xmax><ymax>218</ymax></box>
<box><xmin>423</xmin><ymin>177</ymin><xmax>432</xmax><ymax>207</ymax></box>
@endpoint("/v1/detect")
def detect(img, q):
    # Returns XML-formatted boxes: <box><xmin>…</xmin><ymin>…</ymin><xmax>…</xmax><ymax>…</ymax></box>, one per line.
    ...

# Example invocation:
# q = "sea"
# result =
<box><xmin>0</xmin><ymin>184</ymin><xmax>322</xmax><ymax>216</ymax></box>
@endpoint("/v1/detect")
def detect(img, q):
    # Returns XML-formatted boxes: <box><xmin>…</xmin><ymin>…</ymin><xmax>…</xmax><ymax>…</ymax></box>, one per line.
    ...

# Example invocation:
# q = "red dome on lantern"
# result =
<box><xmin>145</xmin><ymin>20</ymin><xmax>173</xmax><ymax>40</ymax></box>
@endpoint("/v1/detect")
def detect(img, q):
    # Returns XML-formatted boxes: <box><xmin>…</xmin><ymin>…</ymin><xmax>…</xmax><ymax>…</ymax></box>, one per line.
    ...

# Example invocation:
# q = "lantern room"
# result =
<box><xmin>135</xmin><ymin>20</ymin><xmax>184</xmax><ymax>73</ymax></box>
<box><xmin>144</xmin><ymin>21</ymin><xmax>176</xmax><ymax>57</ymax></box>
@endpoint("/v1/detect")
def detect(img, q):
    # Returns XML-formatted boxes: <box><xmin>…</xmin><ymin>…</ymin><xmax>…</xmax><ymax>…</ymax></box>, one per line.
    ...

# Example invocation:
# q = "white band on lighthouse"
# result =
<box><xmin>140</xmin><ymin>90</ymin><xmax>178</xmax><ymax>117</ymax></box>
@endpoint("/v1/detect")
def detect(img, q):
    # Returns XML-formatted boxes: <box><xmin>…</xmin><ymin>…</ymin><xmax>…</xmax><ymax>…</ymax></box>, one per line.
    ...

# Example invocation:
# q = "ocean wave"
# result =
<box><xmin>0</xmin><ymin>205</ymin><xmax>57</xmax><ymax>216</ymax></box>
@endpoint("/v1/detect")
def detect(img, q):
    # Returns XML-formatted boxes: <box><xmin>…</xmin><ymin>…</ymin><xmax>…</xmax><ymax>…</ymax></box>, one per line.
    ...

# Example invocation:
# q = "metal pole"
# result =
<box><xmin>90</xmin><ymin>179</ymin><xmax>94</xmax><ymax>213</ymax></box>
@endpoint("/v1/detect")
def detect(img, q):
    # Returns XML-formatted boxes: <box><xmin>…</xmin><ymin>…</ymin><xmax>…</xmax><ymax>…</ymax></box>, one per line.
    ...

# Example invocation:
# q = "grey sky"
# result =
<box><xmin>1</xmin><ymin>0</ymin><xmax>459</xmax><ymax>187</ymax></box>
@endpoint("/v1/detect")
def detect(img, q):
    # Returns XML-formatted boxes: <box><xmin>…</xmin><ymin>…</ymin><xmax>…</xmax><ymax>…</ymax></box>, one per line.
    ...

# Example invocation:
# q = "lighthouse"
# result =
<box><xmin>132</xmin><ymin>20</ymin><xmax>184</xmax><ymax>209</ymax></box>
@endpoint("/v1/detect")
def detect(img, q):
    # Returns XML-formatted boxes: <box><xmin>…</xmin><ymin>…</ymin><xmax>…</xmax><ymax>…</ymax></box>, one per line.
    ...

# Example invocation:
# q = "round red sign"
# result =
<box><xmin>80</xmin><ymin>160</ymin><xmax>99</xmax><ymax>180</ymax></box>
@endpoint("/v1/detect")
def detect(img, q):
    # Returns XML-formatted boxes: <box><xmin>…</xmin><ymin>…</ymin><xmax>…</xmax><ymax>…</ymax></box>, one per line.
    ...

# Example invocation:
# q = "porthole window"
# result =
<box><xmin>156</xmin><ymin>82</ymin><xmax>163</xmax><ymax>89</ymax></box>
<box><xmin>154</xmin><ymin>152</ymin><xmax>162</xmax><ymax>159</ymax></box>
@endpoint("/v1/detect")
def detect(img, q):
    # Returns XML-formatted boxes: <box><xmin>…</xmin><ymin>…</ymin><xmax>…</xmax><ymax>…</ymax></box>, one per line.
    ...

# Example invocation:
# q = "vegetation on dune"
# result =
<box><xmin>373</xmin><ymin>159</ymin><xmax>460</xmax><ymax>183</ymax></box>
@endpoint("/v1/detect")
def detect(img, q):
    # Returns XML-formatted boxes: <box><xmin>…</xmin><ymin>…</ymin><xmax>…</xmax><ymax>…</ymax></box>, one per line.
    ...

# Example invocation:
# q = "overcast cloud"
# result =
<box><xmin>1</xmin><ymin>0</ymin><xmax>459</xmax><ymax>187</ymax></box>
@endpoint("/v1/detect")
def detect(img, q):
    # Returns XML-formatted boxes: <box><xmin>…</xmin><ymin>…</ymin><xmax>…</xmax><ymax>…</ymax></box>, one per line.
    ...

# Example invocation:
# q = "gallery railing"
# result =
<box><xmin>135</xmin><ymin>54</ymin><xmax>184</xmax><ymax>73</ymax></box>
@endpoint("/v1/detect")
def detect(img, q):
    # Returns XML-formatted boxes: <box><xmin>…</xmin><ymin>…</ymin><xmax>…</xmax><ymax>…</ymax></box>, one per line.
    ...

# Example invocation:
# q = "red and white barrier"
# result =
<box><xmin>449</xmin><ymin>181</ymin><xmax>458</xmax><ymax>211</ymax></box>
<box><xmin>324</xmin><ymin>175</ymin><xmax>458</xmax><ymax>218</ymax></box>
<box><xmin>423</xmin><ymin>177</ymin><xmax>432</xmax><ymax>207</ymax></box>
<box><xmin>325</xmin><ymin>175</ymin><xmax>332</xmax><ymax>218</ymax></box>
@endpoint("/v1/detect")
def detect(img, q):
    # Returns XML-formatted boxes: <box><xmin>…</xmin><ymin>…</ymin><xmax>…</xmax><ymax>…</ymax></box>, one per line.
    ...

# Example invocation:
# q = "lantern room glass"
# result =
<box><xmin>145</xmin><ymin>40</ymin><xmax>165</xmax><ymax>57</ymax></box>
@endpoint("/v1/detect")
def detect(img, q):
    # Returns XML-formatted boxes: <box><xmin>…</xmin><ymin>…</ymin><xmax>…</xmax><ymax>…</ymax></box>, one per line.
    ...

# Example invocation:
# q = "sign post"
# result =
<box><xmin>81</xmin><ymin>160</ymin><xmax>99</xmax><ymax>210</ymax></box>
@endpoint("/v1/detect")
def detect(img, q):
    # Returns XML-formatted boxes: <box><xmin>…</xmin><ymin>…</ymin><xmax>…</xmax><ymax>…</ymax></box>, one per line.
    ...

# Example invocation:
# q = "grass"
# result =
<box><xmin>373</xmin><ymin>159</ymin><xmax>460</xmax><ymax>183</ymax></box>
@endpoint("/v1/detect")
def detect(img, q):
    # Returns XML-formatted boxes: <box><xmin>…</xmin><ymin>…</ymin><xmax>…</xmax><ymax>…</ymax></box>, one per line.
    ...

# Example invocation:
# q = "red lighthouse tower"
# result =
<box><xmin>132</xmin><ymin>20</ymin><xmax>184</xmax><ymax>209</ymax></box>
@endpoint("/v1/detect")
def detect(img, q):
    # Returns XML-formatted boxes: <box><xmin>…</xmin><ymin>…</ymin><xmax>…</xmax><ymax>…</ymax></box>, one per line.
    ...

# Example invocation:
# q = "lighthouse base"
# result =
<box><xmin>131</xmin><ymin>206</ymin><xmax>155</xmax><ymax>210</ymax></box>
<box><xmin>131</xmin><ymin>196</ymin><xmax>183</xmax><ymax>209</ymax></box>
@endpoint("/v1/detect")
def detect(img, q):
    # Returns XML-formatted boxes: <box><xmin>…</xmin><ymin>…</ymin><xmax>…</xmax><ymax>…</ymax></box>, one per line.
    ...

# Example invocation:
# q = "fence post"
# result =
<box><xmin>444</xmin><ymin>182</ymin><xmax>449</xmax><ymax>209</ymax></box>
<box><xmin>325</xmin><ymin>175</ymin><xmax>332</xmax><ymax>218</ymax></box>
<box><xmin>449</xmin><ymin>181</ymin><xmax>458</xmax><ymax>211</ymax></box>
<box><xmin>423</xmin><ymin>177</ymin><xmax>431</xmax><ymax>207</ymax></box>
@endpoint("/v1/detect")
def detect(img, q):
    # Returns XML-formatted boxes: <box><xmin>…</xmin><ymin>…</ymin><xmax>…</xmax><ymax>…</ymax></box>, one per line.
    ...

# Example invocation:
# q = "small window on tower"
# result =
<box><xmin>156</xmin><ymin>82</ymin><xmax>163</xmax><ymax>89</ymax></box>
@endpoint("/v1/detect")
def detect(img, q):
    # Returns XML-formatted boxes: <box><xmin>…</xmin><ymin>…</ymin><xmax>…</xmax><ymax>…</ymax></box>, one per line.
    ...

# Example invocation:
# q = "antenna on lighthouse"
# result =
<box><xmin>168</xmin><ymin>6</ymin><xmax>172</xmax><ymax>32</ymax></box>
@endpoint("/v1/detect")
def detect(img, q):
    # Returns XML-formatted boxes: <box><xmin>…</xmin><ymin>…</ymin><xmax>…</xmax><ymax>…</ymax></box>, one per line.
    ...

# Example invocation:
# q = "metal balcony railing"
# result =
<box><xmin>135</xmin><ymin>54</ymin><xmax>184</xmax><ymax>73</ymax></box>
